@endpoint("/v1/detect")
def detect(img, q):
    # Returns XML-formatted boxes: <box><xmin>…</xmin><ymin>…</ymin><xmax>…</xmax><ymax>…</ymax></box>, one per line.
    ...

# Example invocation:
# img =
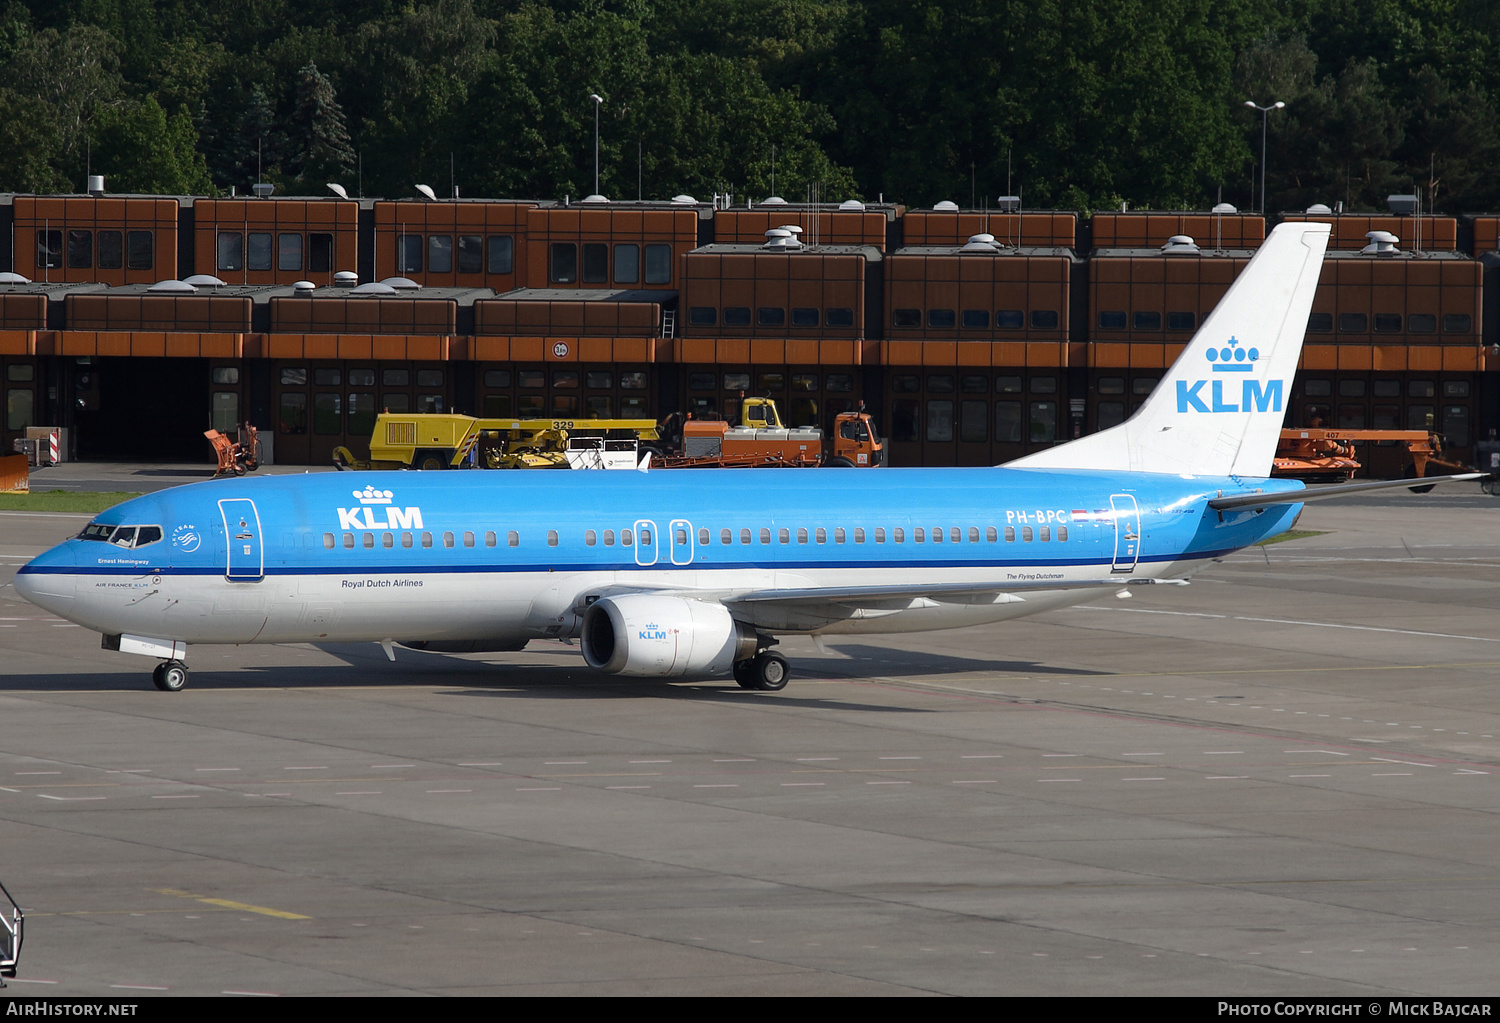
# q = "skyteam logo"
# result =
<box><xmin>1176</xmin><ymin>335</ymin><xmax>1282</xmax><ymax>413</ymax></box>
<box><xmin>337</xmin><ymin>485</ymin><xmax>425</xmax><ymax>531</ymax></box>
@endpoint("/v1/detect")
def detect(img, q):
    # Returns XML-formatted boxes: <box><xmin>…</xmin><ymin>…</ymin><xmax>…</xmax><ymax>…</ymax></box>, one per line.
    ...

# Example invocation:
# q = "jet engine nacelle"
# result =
<box><xmin>581</xmin><ymin>595</ymin><xmax>758</xmax><ymax>677</ymax></box>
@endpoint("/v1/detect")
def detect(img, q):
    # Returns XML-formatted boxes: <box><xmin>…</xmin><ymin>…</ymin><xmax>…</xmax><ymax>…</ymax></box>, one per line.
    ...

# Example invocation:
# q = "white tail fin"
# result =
<box><xmin>1008</xmin><ymin>221</ymin><xmax>1330</xmax><ymax>477</ymax></box>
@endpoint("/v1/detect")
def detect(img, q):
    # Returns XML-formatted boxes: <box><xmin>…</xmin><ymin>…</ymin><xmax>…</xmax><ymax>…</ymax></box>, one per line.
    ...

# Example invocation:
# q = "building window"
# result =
<box><xmin>399</xmin><ymin>234</ymin><xmax>423</xmax><ymax>273</ymax></box>
<box><xmin>614</xmin><ymin>243</ymin><xmax>639</xmax><ymax>284</ymax></box>
<box><xmin>792</xmin><ymin>307</ymin><xmax>819</xmax><ymax>327</ymax></box>
<box><xmin>1408</xmin><ymin>313</ymin><xmax>1436</xmax><ymax>333</ymax></box>
<box><xmin>1031</xmin><ymin>309</ymin><xmax>1059</xmax><ymax>329</ymax></box>
<box><xmin>724</xmin><ymin>307</ymin><xmax>751</xmax><ymax>326</ymax></box>
<box><xmin>278</xmin><ymin>233</ymin><xmax>302</xmax><ymax>271</ymax></box>
<box><xmin>826</xmin><ymin>307</ymin><xmax>854</xmax><ymax>327</ymax></box>
<box><xmin>758</xmin><ymin>307</ymin><xmax>785</xmax><ymax>326</ymax></box>
<box><xmin>644</xmin><ymin>244</ymin><xmax>671</xmax><ymax>284</ymax></box>
<box><xmin>488</xmin><ymin>235</ymin><xmax>514</xmax><ymax>274</ymax></box>
<box><xmin>1098</xmin><ymin>311</ymin><xmax>1126</xmax><ymax>330</ymax></box>
<box><xmin>996</xmin><ymin>309</ymin><xmax>1024</xmax><ymax>329</ymax></box>
<box><xmin>217</xmin><ymin>233</ymin><xmax>244</xmax><ymax>271</ymax></box>
<box><xmin>309</xmin><ymin>233</ymin><xmax>333</xmax><ymax>274</ymax></box>
<box><xmin>961</xmin><ymin>309</ymin><xmax>988</xmax><ymax>329</ymax></box>
<box><xmin>582</xmin><ymin>243</ymin><xmax>608</xmax><ymax>283</ymax></box>
<box><xmin>457</xmin><ymin>235</ymin><xmax>482</xmax><ymax>274</ymax></box>
<box><xmin>1167</xmin><ymin>311</ymin><xmax>1195</xmax><ymax>331</ymax></box>
<box><xmin>1443</xmin><ymin>313</ymin><xmax>1473</xmax><ymax>332</ymax></box>
<box><xmin>248</xmin><ymin>233</ymin><xmax>273</xmax><ymax>271</ymax></box>
<box><xmin>688</xmin><ymin>307</ymin><xmax>717</xmax><ymax>326</ymax></box>
<box><xmin>1307</xmin><ymin>312</ymin><xmax>1333</xmax><ymax>332</ymax></box>
<box><xmin>1133</xmin><ymin>311</ymin><xmax>1161</xmax><ymax>330</ymax></box>
<box><xmin>98</xmin><ymin>231</ymin><xmax>122</xmax><ymax>269</ymax></box>
<box><xmin>892</xmin><ymin>308</ymin><xmax>921</xmax><ymax>328</ymax></box>
<box><xmin>928</xmin><ymin>309</ymin><xmax>956</xmax><ymax>328</ymax></box>
<box><xmin>35</xmin><ymin>230</ymin><xmax>61</xmax><ymax>269</ymax></box>
<box><xmin>428</xmin><ymin>235</ymin><xmax>454</xmax><ymax>274</ymax></box>
<box><xmin>1373</xmin><ymin>313</ymin><xmax>1401</xmax><ymax>332</ymax></box>
<box><xmin>1339</xmin><ymin>312</ymin><xmax>1367</xmax><ymax>332</ymax></box>
<box><xmin>67</xmin><ymin>230</ymin><xmax>92</xmax><ymax>268</ymax></box>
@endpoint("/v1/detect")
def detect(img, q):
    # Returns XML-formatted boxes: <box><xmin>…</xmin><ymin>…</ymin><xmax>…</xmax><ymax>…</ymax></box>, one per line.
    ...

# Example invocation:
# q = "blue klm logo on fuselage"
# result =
<box><xmin>1176</xmin><ymin>336</ymin><xmax>1283</xmax><ymax>413</ymax></box>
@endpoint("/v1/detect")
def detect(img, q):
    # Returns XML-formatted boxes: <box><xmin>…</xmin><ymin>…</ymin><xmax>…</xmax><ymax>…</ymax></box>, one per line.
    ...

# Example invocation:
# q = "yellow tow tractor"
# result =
<box><xmin>333</xmin><ymin>413</ymin><xmax>661</xmax><ymax>471</ymax></box>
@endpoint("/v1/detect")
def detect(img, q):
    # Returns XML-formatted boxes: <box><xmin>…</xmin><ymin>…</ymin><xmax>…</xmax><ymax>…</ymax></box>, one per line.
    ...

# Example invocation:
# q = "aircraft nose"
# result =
<box><xmin>14</xmin><ymin>542</ymin><xmax>78</xmax><ymax>615</ymax></box>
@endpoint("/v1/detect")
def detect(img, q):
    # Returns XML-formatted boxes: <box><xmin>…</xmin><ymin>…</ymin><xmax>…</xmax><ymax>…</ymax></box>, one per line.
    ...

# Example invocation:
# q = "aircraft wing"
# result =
<box><xmin>1208</xmin><ymin>473</ymin><xmax>1485</xmax><ymax>511</ymax></box>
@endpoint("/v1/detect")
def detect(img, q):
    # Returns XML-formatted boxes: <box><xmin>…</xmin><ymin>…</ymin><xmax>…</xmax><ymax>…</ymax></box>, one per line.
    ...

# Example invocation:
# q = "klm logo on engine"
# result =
<box><xmin>638</xmin><ymin>621</ymin><xmax>669</xmax><ymax>640</ymax></box>
<box><xmin>337</xmin><ymin>486</ymin><xmax>425</xmax><ymax>531</ymax></box>
<box><xmin>1176</xmin><ymin>336</ymin><xmax>1282</xmax><ymax>413</ymax></box>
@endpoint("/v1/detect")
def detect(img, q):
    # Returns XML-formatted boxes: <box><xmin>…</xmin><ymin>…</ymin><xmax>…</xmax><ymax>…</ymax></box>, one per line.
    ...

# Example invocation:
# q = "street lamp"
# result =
<box><xmin>1244</xmin><ymin>99</ymin><xmax>1285</xmax><ymax>214</ymax></box>
<box><xmin>589</xmin><ymin>93</ymin><xmax>603</xmax><ymax>198</ymax></box>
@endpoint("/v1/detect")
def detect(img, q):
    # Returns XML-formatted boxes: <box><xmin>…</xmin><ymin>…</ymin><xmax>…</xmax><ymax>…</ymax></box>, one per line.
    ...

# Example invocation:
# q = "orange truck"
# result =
<box><xmin>661</xmin><ymin>397</ymin><xmax>884</xmax><ymax>468</ymax></box>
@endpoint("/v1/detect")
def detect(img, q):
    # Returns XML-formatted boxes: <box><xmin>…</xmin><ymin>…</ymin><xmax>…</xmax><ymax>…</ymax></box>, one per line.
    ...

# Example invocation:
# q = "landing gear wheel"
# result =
<box><xmin>751</xmin><ymin>651</ymin><xmax>789</xmax><ymax>691</ymax></box>
<box><xmin>153</xmin><ymin>661</ymin><xmax>188</xmax><ymax>692</ymax></box>
<box><xmin>733</xmin><ymin>659</ymin><xmax>757</xmax><ymax>689</ymax></box>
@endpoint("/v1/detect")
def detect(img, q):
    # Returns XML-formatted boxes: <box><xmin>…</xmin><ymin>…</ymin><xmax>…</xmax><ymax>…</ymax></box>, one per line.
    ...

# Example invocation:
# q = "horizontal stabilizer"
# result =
<box><xmin>1208</xmin><ymin>473</ymin><xmax>1485</xmax><ymax>511</ymax></box>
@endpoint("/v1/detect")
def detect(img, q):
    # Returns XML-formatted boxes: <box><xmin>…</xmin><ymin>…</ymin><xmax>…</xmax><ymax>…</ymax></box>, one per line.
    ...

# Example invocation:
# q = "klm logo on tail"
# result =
<box><xmin>1176</xmin><ymin>336</ymin><xmax>1283</xmax><ymax>413</ymax></box>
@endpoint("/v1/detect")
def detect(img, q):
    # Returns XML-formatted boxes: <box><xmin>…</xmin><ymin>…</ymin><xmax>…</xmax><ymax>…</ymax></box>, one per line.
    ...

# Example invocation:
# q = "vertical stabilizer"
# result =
<box><xmin>1008</xmin><ymin>221</ymin><xmax>1330</xmax><ymax>477</ymax></box>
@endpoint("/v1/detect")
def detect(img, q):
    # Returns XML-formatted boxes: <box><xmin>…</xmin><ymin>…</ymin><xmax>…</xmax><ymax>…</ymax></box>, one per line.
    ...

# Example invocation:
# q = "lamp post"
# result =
<box><xmin>1244</xmin><ymin>99</ymin><xmax>1285</xmax><ymax>214</ymax></box>
<box><xmin>589</xmin><ymin>93</ymin><xmax>603</xmax><ymax>197</ymax></box>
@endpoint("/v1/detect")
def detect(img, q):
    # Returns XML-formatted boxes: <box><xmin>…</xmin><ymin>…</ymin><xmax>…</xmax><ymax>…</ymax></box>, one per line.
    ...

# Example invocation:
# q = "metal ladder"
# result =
<box><xmin>661</xmin><ymin>308</ymin><xmax>676</xmax><ymax>338</ymax></box>
<box><xmin>0</xmin><ymin>877</ymin><xmax>21</xmax><ymax>984</ymax></box>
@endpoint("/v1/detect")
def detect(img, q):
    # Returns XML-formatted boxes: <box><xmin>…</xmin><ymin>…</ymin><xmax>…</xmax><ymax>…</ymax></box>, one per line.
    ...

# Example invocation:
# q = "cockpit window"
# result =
<box><xmin>78</xmin><ymin>523</ymin><xmax>162</xmax><ymax>548</ymax></box>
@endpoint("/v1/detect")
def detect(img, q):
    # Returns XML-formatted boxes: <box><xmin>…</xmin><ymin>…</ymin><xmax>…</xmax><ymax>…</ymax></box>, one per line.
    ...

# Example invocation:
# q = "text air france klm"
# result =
<box><xmin>1175</xmin><ymin>336</ymin><xmax>1283</xmax><ymax>414</ymax></box>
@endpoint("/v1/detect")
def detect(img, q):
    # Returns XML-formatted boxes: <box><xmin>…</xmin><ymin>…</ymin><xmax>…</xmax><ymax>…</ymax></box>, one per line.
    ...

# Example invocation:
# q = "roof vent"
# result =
<box><xmin>1211</xmin><ymin>202</ymin><xmax>1238</xmax><ymax>214</ymax></box>
<box><xmin>414</xmin><ymin>184</ymin><xmax>437</xmax><ymax>201</ymax></box>
<box><xmin>292</xmin><ymin>280</ymin><xmax>316</xmax><ymax>292</ymax></box>
<box><xmin>581</xmin><ymin>193</ymin><xmax>609</xmax><ymax>204</ymax></box>
<box><xmin>995</xmin><ymin>195</ymin><xmax>1020</xmax><ymax>212</ymax></box>
<box><xmin>933</xmin><ymin>200</ymin><xmax>959</xmax><ymax>211</ymax></box>
<box><xmin>1387</xmin><ymin>194</ymin><xmax>1418</xmax><ymax>215</ymax></box>
<box><xmin>960</xmin><ymin>236</ymin><xmax>1000</xmax><ymax>253</ymax></box>
<box><xmin>1306</xmin><ymin>203</ymin><xmax>1334</xmax><ymax>215</ymax></box>
<box><xmin>378</xmin><ymin>276</ymin><xmax>422</xmax><ymax>290</ymax></box>
<box><xmin>760</xmin><ymin>196</ymin><xmax>788</xmax><ymax>205</ymax></box>
<box><xmin>333</xmin><ymin>271</ymin><xmax>359</xmax><ymax>288</ymax></box>
<box><xmin>762</xmin><ymin>229</ymin><xmax>802</xmax><ymax>251</ymax></box>
<box><xmin>147</xmin><ymin>279</ymin><xmax>197</xmax><ymax>293</ymax></box>
<box><xmin>183</xmin><ymin>274</ymin><xmax>226</xmax><ymax>287</ymax></box>
<box><xmin>350</xmin><ymin>282</ymin><xmax>398</xmax><ymax>296</ymax></box>
<box><xmin>1160</xmin><ymin>234</ymin><xmax>1200</xmax><ymax>254</ymax></box>
<box><xmin>1361</xmin><ymin>230</ymin><xmax>1400</xmax><ymax>255</ymax></box>
<box><xmin>251</xmin><ymin>182</ymin><xmax>275</xmax><ymax>198</ymax></box>
<box><xmin>87</xmin><ymin>175</ymin><xmax>105</xmax><ymax>196</ymax></box>
<box><xmin>774</xmin><ymin>225</ymin><xmax>804</xmax><ymax>236</ymax></box>
<box><xmin>0</xmin><ymin>272</ymin><xmax>31</xmax><ymax>284</ymax></box>
<box><xmin>671</xmin><ymin>194</ymin><xmax>696</xmax><ymax>205</ymax></box>
<box><xmin>839</xmin><ymin>199</ymin><xmax>865</xmax><ymax>211</ymax></box>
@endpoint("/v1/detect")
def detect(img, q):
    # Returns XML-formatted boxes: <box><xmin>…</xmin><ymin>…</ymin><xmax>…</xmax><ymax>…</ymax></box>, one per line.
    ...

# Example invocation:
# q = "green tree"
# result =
<box><xmin>91</xmin><ymin>96</ymin><xmax>215</xmax><ymax>195</ymax></box>
<box><xmin>288</xmin><ymin>62</ymin><xmax>356</xmax><ymax>192</ymax></box>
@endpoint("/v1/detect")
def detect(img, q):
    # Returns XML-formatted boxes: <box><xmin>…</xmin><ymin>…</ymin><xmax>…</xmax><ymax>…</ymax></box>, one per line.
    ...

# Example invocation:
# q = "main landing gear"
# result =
<box><xmin>152</xmin><ymin>661</ymin><xmax>189</xmax><ymax>692</ymax></box>
<box><xmin>733</xmin><ymin>650</ymin><xmax>789</xmax><ymax>692</ymax></box>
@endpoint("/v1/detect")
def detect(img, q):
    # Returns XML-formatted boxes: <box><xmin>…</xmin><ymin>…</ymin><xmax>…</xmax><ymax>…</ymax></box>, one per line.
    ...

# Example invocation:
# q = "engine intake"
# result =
<box><xmin>582</xmin><ymin>595</ymin><xmax>758</xmax><ymax>676</ymax></box>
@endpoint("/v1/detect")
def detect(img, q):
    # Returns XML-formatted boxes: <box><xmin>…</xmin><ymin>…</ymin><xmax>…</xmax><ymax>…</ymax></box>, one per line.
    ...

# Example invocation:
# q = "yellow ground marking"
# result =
<box><xmin>150</xmin><ymin>888</ymin><xmax>309</xmax><ymax>920</ymax></box>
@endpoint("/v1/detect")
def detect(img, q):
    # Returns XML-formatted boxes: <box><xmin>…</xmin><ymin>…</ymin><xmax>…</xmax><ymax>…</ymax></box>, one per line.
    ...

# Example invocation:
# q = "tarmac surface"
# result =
<box><xmin>2</xmin><ymin>468</ymin><xmax>1499</xmax><ymax>996</ymax></box>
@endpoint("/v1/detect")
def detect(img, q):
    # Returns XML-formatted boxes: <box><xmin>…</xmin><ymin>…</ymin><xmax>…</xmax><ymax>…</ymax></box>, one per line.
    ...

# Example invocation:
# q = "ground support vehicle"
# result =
<box><xmin>655</xmin><ymin>397</ymin><xmax>884</xmax><ymax>469</ymax></box>
<box><xmin>1273</xmin><ymin>428</ymin><xmax>1472</xmax><ymax>483</ymax></box>
<box><xmin>204</xmin><ymin>423</ymin><xmax>261</xmax><ymax>477</ymax></box>
<box><xmin>333</xmin><ymin>414</ymin><xmax>661</xmax><ymax>471</ymax></box>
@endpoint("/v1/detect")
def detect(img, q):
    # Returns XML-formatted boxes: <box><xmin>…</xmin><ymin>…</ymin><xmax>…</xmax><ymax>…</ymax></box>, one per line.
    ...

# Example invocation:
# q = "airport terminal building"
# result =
<box><xmin>1</xmin><ymin>190</ymin><xmax>1495</xmax><ymax>474</ymax></box>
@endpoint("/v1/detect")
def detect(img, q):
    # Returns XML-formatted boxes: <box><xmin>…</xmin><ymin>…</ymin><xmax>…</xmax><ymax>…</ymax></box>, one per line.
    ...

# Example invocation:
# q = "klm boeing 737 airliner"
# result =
<box><xmin>14</xmin><ymin>223</ymin><xmax>1479</xmax><ymax>692</ymax></box>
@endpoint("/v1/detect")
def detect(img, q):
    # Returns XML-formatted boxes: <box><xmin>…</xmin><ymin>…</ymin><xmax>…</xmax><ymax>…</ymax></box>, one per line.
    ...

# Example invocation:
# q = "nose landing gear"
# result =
<box><xmin>152</xmin><ymin>661</ymin><xmax>189</xmax><ymax>692</ymax></box>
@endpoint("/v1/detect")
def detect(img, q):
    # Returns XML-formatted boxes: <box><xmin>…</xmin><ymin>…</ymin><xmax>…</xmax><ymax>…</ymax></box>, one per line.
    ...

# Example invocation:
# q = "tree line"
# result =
<box><xmin>3</xmin><ymin>0</ymin><xmax>1498</xmax><ymax>215</ymax></box>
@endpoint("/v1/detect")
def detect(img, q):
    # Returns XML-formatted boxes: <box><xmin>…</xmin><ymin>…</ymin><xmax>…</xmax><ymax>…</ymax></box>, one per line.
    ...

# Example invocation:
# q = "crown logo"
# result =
<box><xmin>354</xmin><ymin>486</ymin><xmax>394</xmax><ymax>505</ymax></box>
<box><xmin>1206</xmin><ymin>335</ymin><xmax>1258</xmax><ymax>372</ymax></box>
